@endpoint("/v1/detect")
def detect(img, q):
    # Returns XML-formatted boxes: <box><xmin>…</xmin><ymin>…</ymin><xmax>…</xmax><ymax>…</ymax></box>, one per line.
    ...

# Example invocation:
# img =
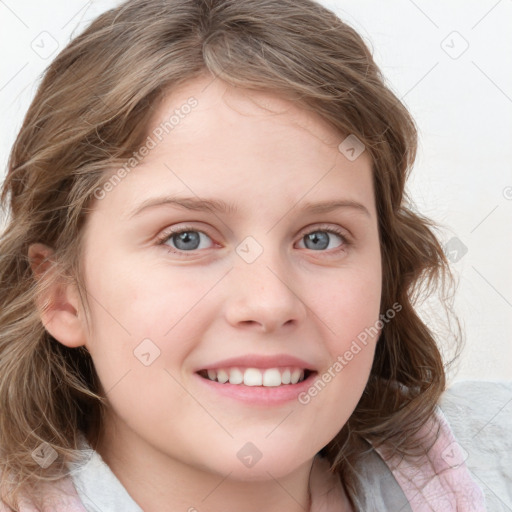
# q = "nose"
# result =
<box><xmin>223</xmin><ymin>250</ymin><xmax>308</xmax><ymax>333</ymax></box>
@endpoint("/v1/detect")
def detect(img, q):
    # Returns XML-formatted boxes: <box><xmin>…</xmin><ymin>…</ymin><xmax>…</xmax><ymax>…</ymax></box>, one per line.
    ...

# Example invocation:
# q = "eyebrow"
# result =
<box><xmin>127</xmin><ymin>195</ymin><xmax>371</xmax><ymax>219</ymax></box>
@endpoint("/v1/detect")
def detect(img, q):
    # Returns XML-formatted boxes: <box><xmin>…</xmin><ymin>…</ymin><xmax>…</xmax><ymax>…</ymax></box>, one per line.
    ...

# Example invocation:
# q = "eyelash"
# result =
<box><xmin>156</xmin><ymin>224</ymin><xmax>352</xmax><ymax>258</ymax></box>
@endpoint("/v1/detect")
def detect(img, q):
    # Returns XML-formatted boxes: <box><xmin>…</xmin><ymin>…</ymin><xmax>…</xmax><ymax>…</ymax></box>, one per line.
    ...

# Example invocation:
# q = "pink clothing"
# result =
<box><xmin>1</xmin><ymin>407</ymin><xmax>485</xmax><ymax>511</ymax></box>
<box><xmin>309</xmin><ymin>408</ymin><xmax>485</xmax><ymax>511</ymax></box>
<box><xmin>374</xmin><ymin>408</ymin><xmax>486</xmax><ymax>512</ymax></box>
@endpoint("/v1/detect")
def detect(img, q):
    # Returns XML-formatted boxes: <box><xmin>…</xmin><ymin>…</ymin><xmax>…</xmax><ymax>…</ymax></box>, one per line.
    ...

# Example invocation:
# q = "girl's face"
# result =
<box><xmin>76</xmin><ymin>75</ymin><xmax>382</xmax><ymax>481</ymax></box>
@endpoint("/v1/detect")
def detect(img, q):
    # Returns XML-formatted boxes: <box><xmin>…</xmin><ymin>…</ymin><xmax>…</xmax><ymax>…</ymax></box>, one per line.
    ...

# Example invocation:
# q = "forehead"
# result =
<box><xmin>90</xmin><ymin>75</ymin><xmax>375</xmax><ymax>222</ymax></box>
<box><xmin>148</xmin><ymin>75</ymin><xmax>346</xmax><ymax>149</ymax></box>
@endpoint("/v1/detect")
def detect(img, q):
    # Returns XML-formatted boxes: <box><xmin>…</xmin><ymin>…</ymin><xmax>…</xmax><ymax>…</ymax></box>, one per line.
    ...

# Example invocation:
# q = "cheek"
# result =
<box><xmin>302</xmin><ymin>344</ymin><xmax>376</xmax><ymax>451</ymax></box>
<box><xmin>298</xmin><ymin>265</ymin><xmax>381</xmax><ymax>422</ymax></box>
<box><xmin>315</xmin><ymin>264</ymin><xmax>382</xmax><ymax>348</ymax></box>
<box><xmin>85</xmin><ymin>254</ymin><xmax>217</xmax><ymax>335</ymax></box>
<box><xmin>80</xmin><ymin>267</ymin><xmax>202</xmax><ymax>430</ymax></box>
<box><xmin>299</xmin><ymin>285</ymin><xmax>380</xmax><ymax>445</ymax></box>
<box><xmin>82</xmin><ymin>258</ymin><xmax>226</xmax><ymax>385</ymax></box>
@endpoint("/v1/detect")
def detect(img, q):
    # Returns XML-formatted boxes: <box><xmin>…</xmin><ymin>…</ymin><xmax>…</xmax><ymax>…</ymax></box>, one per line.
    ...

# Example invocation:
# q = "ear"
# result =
<box><xmin>28</xmin><ymin>243</ymin><xmax>87</xmax><ymax>348</ymax></box>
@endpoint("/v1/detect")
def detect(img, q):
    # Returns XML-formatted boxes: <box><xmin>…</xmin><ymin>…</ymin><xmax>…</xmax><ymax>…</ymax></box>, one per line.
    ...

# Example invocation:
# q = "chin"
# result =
<box><xmin>213</xmin><ymin>450</ymin><xmax>311</xmax><ymax>482</ymax></box>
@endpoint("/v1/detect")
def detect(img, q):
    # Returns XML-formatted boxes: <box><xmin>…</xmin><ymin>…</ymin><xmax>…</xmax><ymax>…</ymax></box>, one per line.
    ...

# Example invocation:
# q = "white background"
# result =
<box><xmin>1</xmin><ymin>0</ymin><xmax>511</xmax><ymax>383</ymax></box>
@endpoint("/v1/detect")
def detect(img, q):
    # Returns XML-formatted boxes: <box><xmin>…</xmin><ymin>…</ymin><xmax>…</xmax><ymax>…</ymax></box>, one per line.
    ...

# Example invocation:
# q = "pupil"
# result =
<box><xmin>306</xmin><ymin>232</ymin><xmax>328</xmax><ymax>250</ymax></box>
<box><xmin>174</xmin><ymin>231</ymin><xmax>200</xmax><ymax>250</ymax></box>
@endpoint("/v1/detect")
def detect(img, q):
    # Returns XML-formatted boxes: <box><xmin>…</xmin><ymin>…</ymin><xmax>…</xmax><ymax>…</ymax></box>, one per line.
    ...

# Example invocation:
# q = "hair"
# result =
<box><xmin>0</xmin><ymin>0</ymin><xmax>461</xmax><ymax>508</ymax></box>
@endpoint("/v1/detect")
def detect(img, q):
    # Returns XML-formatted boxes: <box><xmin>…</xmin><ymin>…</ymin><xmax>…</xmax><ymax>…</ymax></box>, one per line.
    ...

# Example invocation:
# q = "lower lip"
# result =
<box><xmin>194</xmin><ymin>372</ymin><xmax>317</xmax><ymax>406</ymax></box>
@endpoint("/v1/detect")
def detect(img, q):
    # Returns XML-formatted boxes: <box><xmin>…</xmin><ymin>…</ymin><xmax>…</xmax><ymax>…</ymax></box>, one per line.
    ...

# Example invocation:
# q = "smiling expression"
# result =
<box><xmin>75</xmin><ymin>74</ymin><xmax>382</xmax><ymax>482</ymax></box>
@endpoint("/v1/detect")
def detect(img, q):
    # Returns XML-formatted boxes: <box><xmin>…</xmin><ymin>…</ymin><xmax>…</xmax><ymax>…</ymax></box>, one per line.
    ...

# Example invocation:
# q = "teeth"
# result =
<box><xmin>290</xmin><ymin>369</ymin><xmax>302</xmax><ymax>385</ymax></box>
<box><xmin>202</xmin><ymin>367</ymin><xmax>309</xmax><ymax>386</ymax></box>
<box><xmin>244</xmin><ymin>368</ymin><xmax>263</xmax><ymax>386</ymax></box>
<box><xmin>281</xmin><ymin>369</ymin><xmax>291</xmax><ymax>385</ymax></box>
<box><xmin>262</xmin><ymin>369</ymin><xmax>281</xmax><ymax>387</ymax></box>
<box><xmin>228</xmin><ymin>368</ymin><xmax>243</xmax><ymax>384</ymax></box>
<box><xmin>217</xmin><ymin>369</ymin><xmax>229</xmax><ymax>384</ymax></box>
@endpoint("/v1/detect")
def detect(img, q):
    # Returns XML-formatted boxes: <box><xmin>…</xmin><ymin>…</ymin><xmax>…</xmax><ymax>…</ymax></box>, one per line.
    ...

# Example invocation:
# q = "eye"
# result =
<box><xmin>156</xmin><ymin>224</ymin><xmax>351</xmax><ymax>257</ymax></box>
<box><xmin>296</xmin><ymin>227</ymin><xmax>349</xmax><ymax>252</ymax></box>
<box><xmin>158</xmin><ymin>227</ymin><xmax>214</xmax><ymax>254</ymax></box>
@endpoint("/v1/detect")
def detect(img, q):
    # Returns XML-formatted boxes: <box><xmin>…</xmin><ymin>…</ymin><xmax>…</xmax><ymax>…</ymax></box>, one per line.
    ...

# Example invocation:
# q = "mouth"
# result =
<box><xmin>196</xmin><ymin>367</ymin><xmax>315</xmax><ymax>387</ymax></box>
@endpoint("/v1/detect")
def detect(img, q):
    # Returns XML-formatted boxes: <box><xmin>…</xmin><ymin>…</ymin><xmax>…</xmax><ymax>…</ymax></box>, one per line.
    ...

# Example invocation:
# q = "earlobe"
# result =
<box><xmin>28</xmin><ymin>243</ymin><xmax>87</xmax><ymax>349</ymax></box>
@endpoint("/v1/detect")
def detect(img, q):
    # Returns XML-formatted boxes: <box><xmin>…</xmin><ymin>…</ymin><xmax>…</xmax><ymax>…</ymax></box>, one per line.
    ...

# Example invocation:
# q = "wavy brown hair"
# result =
<box><xmin>0</xmin><ymin>0</ymin><xmax>460</xmax><ymax>508</ymax></box>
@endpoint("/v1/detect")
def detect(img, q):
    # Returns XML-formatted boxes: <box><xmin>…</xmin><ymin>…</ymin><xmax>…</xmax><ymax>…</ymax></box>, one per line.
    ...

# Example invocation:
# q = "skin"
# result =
<box><xmin>29</xmin><ymin>74</ymin><xmax>382</xmax><ymax>512</ymax></box>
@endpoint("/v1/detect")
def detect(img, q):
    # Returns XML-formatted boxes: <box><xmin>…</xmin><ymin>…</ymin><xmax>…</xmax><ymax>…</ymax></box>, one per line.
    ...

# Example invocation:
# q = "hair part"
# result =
<box><xmin>0</xmin><ymin>0</ymin><xmax>461</xmax><ymax>508</ymax></box>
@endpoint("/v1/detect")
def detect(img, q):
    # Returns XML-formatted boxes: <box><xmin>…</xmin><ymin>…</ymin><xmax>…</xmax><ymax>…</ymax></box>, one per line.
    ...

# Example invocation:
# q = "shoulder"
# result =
<box><xmin>439</xmin><ymin>380</ymin><xmax>512</xmax><ymax>511</ymax></box>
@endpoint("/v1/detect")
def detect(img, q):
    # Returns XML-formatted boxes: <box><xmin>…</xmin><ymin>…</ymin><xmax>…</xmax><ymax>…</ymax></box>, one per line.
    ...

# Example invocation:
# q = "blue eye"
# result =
<box><xmin>297</xmin><ymin>229</ymin><xmax>346</xmax><ymax>251</ymax></box>
<box><xmin>160</xmin><ymin>228</ymin><xmax>213</xmax><ymax>252</ymax></box>
<box><xmin>157</xmin><ymin>225</ymin><xmax>350</xmax><ymax>257</ymax></box>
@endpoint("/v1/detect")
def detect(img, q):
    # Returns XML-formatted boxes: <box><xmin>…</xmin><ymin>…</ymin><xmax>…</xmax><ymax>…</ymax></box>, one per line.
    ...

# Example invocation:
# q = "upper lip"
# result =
<box><xmin>196</xmin><ymin>354</ymin><xmax>316</xmax><ymax>372</ymax></box>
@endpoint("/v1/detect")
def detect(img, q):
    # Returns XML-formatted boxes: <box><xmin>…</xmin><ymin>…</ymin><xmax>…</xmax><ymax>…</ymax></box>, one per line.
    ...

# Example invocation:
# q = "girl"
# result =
<box><xmin>0</xmin><ymin>0</ymin><xmax>487</xmax><ymax>510</ymax></box>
